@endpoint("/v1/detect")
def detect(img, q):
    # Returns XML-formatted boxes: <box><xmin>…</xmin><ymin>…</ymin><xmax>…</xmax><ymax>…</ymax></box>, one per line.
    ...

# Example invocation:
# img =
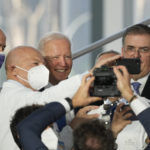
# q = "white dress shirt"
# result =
<box><xmin>0</xmin><ymin>72</ymin><xmax>85</xmax><ymax>150</ymax></box>
<box><xmin>116</xmin><ymin>74</ymin><xmax>150</xmax><ymax>150</ymax></box>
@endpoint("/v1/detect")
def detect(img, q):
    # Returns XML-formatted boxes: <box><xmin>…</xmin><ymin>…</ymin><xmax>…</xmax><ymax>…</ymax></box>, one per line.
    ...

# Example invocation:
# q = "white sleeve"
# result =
<box><xmin>130</xmin><ymin>96</ymin><xmax>150</xmax><ymax>115</ymax></box>
<box><xmin>41</xmin><ymin>72</ymin><xmax>88</xmax><ymax>102</ymax></box>
<box><xmin>58</xmin><ymin>99</ymin><xmax>71</xmax><ymax>113</ymax></box>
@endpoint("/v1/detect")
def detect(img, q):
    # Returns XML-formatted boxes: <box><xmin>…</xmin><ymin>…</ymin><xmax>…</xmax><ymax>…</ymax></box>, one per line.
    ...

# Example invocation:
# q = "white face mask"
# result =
<box><xmin>16</xmin><ymin>65</ymin><xmax>49</xmax><ymax>90</ymax></box>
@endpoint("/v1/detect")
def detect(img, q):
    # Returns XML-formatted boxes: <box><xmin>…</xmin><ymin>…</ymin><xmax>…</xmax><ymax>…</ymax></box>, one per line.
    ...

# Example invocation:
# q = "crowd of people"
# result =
<box><xmin>0</xmin><ymin>23</ymin><xmax>150</xmax><ymax>150</ymax></box>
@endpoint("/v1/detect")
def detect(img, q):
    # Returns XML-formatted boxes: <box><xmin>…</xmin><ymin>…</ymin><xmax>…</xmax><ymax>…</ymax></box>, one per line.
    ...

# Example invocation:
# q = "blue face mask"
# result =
<box><xmin>0</xmin><ymin>53</ymin><xmax>5</xmax><ymax>68</ymax></box>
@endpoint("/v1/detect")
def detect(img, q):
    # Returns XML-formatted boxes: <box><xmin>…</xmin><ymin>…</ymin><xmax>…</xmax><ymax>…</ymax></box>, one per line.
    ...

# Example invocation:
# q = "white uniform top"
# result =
<box><xmin>0</xmin><ymin>72</ymin><xmax>85</xmax><ymax>150</ymax></box>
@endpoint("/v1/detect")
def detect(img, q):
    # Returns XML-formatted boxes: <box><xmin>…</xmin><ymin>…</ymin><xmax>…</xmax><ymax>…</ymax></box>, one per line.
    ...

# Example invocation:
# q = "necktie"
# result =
<box><xmin>132</xmin><ymin>82</ymin><xmax>141</xmax><ymax>95</ymax></box>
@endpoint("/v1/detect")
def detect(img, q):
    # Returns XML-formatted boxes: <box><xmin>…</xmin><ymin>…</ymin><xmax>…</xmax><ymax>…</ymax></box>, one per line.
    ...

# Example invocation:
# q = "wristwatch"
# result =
<box><xmin>65</xmin><ymin>97</ymin><xmax>73</xmax><ymax>110</ymax></box>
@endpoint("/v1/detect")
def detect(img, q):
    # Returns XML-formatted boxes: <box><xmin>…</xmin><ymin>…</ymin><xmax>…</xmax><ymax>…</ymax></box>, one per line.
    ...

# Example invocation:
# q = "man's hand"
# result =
<box><xmin>111</xmin><ymin>103</ymin><xmax>132</xmax><ymax>138</ymax></box>
<box><xmin>70</xmin><ymin>105</ymin><xmax>99</xmax><ymax>129</ymax></box>
<box><xmin>90</xmin><ymin>55</ymin><xmax>121</xmax><ymax>74</ymax></box>
<box><xmin>72</xmin><ymin>73</ymin><xmax>101</xmax><ymax>108</ymax></box>
<box><xmin>113</xmin><ymin>66</ymin><xmax>134</xmax><ymax>101</ymax></box>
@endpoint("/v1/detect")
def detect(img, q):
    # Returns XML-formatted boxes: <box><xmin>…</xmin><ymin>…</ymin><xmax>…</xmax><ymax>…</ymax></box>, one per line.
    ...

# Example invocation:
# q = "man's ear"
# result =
<box><xmin>8</xmin><ymin>65</ymin><xmax>17</xmax><ymax>75</ymax></box>
<box><xmin>121</xmin><ymin>47</ymin><xmax>124</xmax><ymax>57</ymax></box>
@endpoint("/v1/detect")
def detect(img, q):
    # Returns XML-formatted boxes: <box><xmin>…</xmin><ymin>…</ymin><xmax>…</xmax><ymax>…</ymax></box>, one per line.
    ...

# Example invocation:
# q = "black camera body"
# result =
<box><xmin>115</xmin><ymin>58</ymin><xmax>141</xmax><ymax>74</ymax></box>
<box><xmin>91</xmin><ymin>58</ymin><xmax>141</xmax><ymax>97</ymax></box>
<box><xmin>92</xmin><ymin>66</ymin><xmax>120</xmax><ymax>97</ymax></box>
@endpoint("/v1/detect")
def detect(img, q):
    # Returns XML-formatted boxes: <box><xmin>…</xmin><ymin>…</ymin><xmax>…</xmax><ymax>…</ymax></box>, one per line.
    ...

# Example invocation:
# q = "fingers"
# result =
<box><xmin>116</xmin><ymin>103</ymin><xmax>124</xmax><ymax>112</ymax></box>
<box><xmin>100</xmin><ymin>55</ymin><xmax>121</xmax><ymax>66</ymax></box>
<box><xmin>81</xmin><ymin>73</ymin><xmax>93</xmax><ymax>85</ymax></box>
<box><xmin>78</xmin><ymin>105</ymin><xmax>99</xmax><ymax>114</ymax></box>
<box><xmin>116</xmin><ymin>103</ymin><xmax>132</xmax><ymax>116</ymax></box>
<box><xmin>113</xmin><ymin>65</ymin><xmax>129</xmax><ymax>78</ymax></box>
<box><xmin>120</xmin><ymin>106</ymin><xmax>131</xmax><ymax>115</ymax></box>
<box><xmin>94</xmin><ymin>55</ymin><xmax>121</xmax><ymax>70</ymax></box>
<box><xmin>123</xmin><ymin>112</ymin><xmax>133</xmax><ymax>120</ymax></box>
<box><xmin>106</xmin><ymin>55</ymin><xmax>121</xmax><ymax>64</ymax></box>
<box><xmin>113</xmin><ymin>66</ymin><xmax>122</xmax><ymax>80</ymax></box>
<box><xmin>77</xmin><ymin>106</ymin><xmax>100</xmax><ymax>118</ymax></box>
<box><xmin>81</xmin><ymin>73</ymin><xmax>95</xmax><ymax>90</ymax></box>
<box><xmin>86</xmin><ymin>76</ymin><xmax>95</xmax><ymax>88</ymax></box>
<box><xmin>119</xmin><ymin>65</ymin><xmax>129</xmax><ymax>77</ymax></box>
<box><xmin>87</xmin><ymin>97</ymin><xmax>102</xmax><ymax>106</ymax></box>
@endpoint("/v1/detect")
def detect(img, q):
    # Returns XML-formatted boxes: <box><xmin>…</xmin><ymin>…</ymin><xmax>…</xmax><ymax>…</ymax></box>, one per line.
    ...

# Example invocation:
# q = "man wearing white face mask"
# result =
<box><xmin>15</xmin><ymin>65</ymin><xmax>49</xmax><ymax>91</ymax></box>
<box><xmin>0</xmin><ymin>45</ymin><xmax>120</xmax><ymax>150</ymax></box>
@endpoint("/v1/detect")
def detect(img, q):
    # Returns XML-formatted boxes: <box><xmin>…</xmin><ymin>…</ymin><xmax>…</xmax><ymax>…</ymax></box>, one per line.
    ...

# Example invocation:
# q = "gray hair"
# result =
<box><xmin>95</xmin><ymin>50</ymin><xmax>120</xmax><ymax>64</ymax></box>
<box><xmin>38</xmin><ymin>32</ymin><xmax>71</xmax><ymax>55</ymax></box>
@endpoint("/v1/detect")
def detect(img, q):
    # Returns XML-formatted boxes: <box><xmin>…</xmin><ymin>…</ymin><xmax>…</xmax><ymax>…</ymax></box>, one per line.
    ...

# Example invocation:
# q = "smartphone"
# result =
<box><xmin>115</xmin><ymin>58</ymin><xmax>141</xmax><ymax>74</ymax></box>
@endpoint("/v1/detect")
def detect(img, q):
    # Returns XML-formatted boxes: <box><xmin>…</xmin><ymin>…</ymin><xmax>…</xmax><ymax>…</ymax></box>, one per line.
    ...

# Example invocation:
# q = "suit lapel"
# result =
<box><xmin>141</xmin><ymin>75</ymin><xmax>150</xmax><ymax>99</ymax></box>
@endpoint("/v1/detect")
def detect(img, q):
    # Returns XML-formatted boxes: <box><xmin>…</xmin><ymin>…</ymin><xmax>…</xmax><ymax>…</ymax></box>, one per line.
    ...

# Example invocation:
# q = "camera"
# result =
<box><xmin>91</xmin><ymin>58</ymin><xmax>141</xmax><ymax>97</ymax></box>
<box><xmin>115</xmin><ymin>58</ymin><xmax>141</xmax><ymax>74</ymax></box>
<box><xmin>91</xmin><ymin>65</ymin><xmax>120</xmax><ymax>97</ymax></box>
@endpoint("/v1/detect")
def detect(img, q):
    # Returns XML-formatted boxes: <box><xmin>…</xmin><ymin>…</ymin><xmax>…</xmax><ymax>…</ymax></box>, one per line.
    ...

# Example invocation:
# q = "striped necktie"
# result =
<box><xmin>132</xmin><ymin>82</ymin><xmax>141</xmax><ymax>95</ymax></box>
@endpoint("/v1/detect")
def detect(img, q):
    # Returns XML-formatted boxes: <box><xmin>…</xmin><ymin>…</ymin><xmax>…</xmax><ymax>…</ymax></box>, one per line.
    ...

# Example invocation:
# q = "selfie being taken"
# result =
<box><xmin>0</xmin><ymin>1</ymin><xmax>150</xmax><ymax>150</ymax></box>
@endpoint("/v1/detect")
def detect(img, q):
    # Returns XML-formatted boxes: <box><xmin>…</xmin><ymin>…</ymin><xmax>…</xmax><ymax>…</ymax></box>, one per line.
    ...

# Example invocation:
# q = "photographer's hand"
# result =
<box><xmin>111</xmin><ymin>103</ymin><xmax>132</xmax><ymax>138</ymax></box>
<box><xmin>90</xmin><ymin>55</ymin><xmax>121</xmax><ymax>74</ymax></box>
<box><xmin>70</xmin><ymin>105</ymin><xmax>99</xmax><ymax>129</ymax></box>
<box><xmin>72</xmin><ymin>73</ymin><xmax>102</xmax><ymax>108</ymax></box>
<box><xmin>113</xmin><ymin>66</ymin><xmax>134</xmax><ymax>102</ymax></box>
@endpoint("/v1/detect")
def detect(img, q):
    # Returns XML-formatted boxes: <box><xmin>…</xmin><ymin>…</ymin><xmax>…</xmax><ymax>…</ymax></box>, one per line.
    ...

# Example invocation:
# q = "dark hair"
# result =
<box><xmin>10</xmin><ymin>104</ymin><xmax>43</xmax><ymax>149</ymax></box>
<box><xmin>122</xmin><ymin>24</ymin><xmax>150</xmax><ymax>45</ymax></box>
<box><xmin>73</xmin><ymin>119</ymin><xmax>115</xmax><ymax>150</ymax></box>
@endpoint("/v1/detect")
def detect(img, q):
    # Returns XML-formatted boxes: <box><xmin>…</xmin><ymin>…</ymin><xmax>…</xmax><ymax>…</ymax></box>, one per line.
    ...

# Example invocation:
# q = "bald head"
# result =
<box><xmin>6</xmin><ymin>46</ymin><xmax>44</xmax><ymax>68</ymax></box>
<box><xmin>6</xmin><ymin>46</ymin><xmax>45</xmax><ymax>84</ymax></box>
<box><xmin>0</xmin><ymin>29</ymin><xmax>6</xmax><ymax>52</ymax></box>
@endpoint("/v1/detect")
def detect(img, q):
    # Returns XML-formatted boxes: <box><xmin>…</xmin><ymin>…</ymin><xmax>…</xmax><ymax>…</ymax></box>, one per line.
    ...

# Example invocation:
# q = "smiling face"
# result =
<box><xmin>43</xmin><ymin>39</ymin><xmax>72</xmax><ymax>85</ymax></box>
<box><xmin>122</xmin><ymin>34</ymin><xmax>150</xmax><ymax>80</ymax></box>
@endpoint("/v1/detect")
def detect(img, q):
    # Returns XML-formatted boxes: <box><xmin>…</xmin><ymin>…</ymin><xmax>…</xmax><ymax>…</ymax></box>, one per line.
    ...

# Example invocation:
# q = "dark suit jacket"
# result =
<box><xmin>141</xmin><ymin>75</ymin><xmax>150</xmax><ymax>99</ymax></box>
<box><xmin>17</xmin><ymin>102</ymin><xmax>66</xmax><ymax>150</ymax></box>
<box><xmin>137</xmin><ymin>108</ymin><xmax>150</xmax><ymax>150</ymax></box>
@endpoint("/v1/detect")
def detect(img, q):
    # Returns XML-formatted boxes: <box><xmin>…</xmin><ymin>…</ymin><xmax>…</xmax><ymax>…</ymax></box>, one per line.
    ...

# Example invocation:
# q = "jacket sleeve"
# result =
<box><xmin>17</xmin><ymin>102</ymin><xmax>66</xmax><ymax>150</ymax></box>
<box><xmin>137</xmin><ymin>108</ymin><xmax>150</xmax><ymax>138</ymax></box>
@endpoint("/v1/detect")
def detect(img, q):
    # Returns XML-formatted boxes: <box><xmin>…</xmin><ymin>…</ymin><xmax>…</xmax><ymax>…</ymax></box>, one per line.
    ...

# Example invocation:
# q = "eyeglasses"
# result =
<box><xmin>125</xmin><ymin>46</ymin><xmax>150</xmax><ymax>54</ymax></box>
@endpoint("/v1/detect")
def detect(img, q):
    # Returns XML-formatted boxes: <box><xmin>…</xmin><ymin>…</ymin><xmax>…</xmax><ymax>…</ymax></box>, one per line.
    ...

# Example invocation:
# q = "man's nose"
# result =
<box><xmin>134</xmin><ymin>50</ymin><xmax>140</xmax><ymax>58</ymax></box>
<box><xmin>59</xmin><ymin>57</ymin><xmax>67</xmax><ymax>66</ymax></box>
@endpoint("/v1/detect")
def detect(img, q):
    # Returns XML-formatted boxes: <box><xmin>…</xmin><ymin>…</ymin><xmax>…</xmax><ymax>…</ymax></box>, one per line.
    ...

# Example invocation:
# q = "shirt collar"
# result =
<box><xmin>131</xmin><ymin>73</ymin><xmax>150</xmax><ymax>94</ymax></box>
